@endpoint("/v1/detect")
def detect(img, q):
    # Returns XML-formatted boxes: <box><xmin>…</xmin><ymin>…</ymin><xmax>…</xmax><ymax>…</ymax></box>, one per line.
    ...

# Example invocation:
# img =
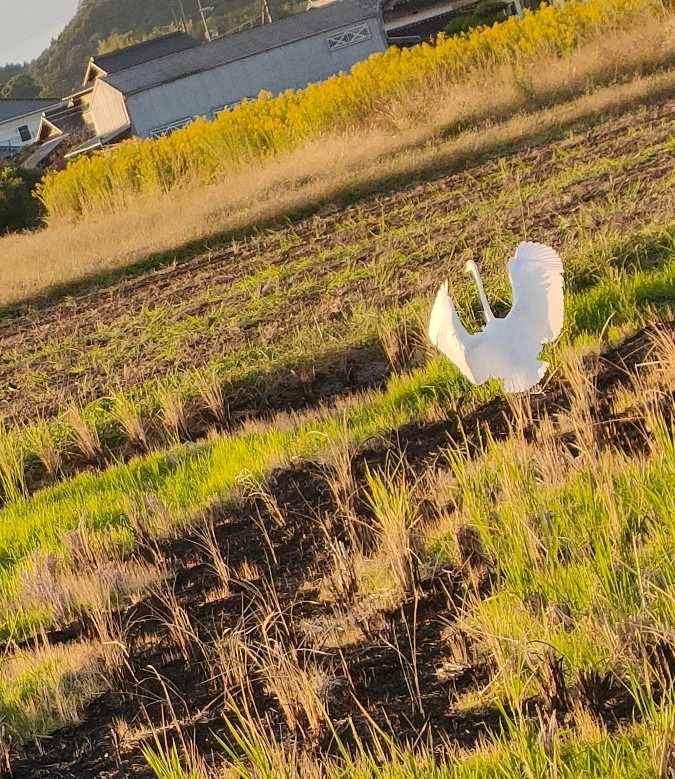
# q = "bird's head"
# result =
<box><xmin>464</xmin><ymin>259</ymin><xmax>478</xmax><ymax>275</ymax></box>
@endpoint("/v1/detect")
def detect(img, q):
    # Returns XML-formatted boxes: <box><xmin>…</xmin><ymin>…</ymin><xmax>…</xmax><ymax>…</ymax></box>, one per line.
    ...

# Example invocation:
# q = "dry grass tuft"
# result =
<box><xmin>194</xmin><ymin>368</ymin><xmax>229</xmax><ymax>428</ymax></box>
<box><xmin>364</xmin><ymin>461</ymin><xmax>421</xmax><ymax>597</ymax></box>
<box><xmin>323</xmin><ymin>430</ymin><xmax>367</xmax><ymax>553</ymax></box>
<box><xmin>193</xmin><ymin>519</ymin><xmax>230</xmax><ymax>596</ymax></box>
<box><xmin>0</xmin><ymin>20</ymin><xmax>670</xmax><ymax>310</ymax></box>
<box><xmin>24</xmin><ymin>417</ymin><xmax>63</xmax><ymax>481</ymax></box>
<box><xmin>65</xmin><ymin>403</ymin><xmax>105</xmax><ymax>466</ymax></box>
<box><xmin>13</xmin><ymin>543</ymin><xmax>161</xmax><ymax>630</ymax></box>
<box><xmin>0</xmin><ymin>637</ymin><xmax>113</xmax><ymax>737</ymax></box>
<box><xmin>109</xmin><ymin>389</ymin><xmax>149</xmax><ymax>453</ymax></box>
<box><xmin>156</xmin><ymin>381</ymin><xmax>189</xmax><ymax>443</ymax></box>
<box><xmin>560</xmin><ymin>345</ymin><xmax>600</xmax><ymax>460</ymax></box>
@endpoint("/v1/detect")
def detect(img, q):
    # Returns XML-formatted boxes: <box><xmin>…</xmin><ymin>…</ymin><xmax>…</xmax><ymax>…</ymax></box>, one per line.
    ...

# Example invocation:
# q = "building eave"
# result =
<box><xmin>37</xmin><ymin>115</ymin><xmax>64</xmax><ymax>141</ymax></box>
<box><xmin>0</xmin><ymin>100</ymin><xmax>64</xmax><ymax>126</ymax></box>
<box><xmin>83</xmin><ymin>59</ymin><xmax>107</xmax><ymax>86</ymax></box>
<box><xmin>104</xmin><ymin>2</ymin><xmax>381</xmax><ymax>96</ymax></box>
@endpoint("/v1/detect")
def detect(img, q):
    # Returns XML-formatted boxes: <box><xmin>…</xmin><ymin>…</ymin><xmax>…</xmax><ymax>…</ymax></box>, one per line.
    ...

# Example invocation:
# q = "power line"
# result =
<box><xmin>0</xmin><ymin>10</ymin><xmax>77</xmax><ymax>53</ymax></box>
<box><xmin>1</xmin><ymin>0</ymin><xmax>63</xmax><ymax>21</ymax></box>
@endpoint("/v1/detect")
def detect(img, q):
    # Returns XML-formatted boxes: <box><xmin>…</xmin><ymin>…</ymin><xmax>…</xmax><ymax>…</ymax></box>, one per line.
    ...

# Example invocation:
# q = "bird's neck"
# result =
<box><xmin>469</xmin><ymin>268</ymin><xmax>495</xmax><ymax>323</ymax></box>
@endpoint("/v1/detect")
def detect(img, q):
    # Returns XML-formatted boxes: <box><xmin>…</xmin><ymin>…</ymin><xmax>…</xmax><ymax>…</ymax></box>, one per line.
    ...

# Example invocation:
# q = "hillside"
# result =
<box><xmin>3</xmin><ymin>84</ymin><xmax>675</xmax><ymax>777</ymax></box>
<box><xmin>25</xmin><ymin>0</ymin><xmax>304</xmax><ymax>97</ymax></box>
<box><xmin>0</xmin><ymin>1</ymin><xmax>672</xmax><ymax>777</ymax></box>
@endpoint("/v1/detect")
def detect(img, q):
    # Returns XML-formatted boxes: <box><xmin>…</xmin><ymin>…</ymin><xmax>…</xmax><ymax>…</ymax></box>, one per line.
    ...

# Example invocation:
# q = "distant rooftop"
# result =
<box><xmin>104</xmin><ymin>0</ymin><xmax>380</xmax><ymax>96</ymax></box>
<box><xmin>384</xmin><ymin>0</ymin><xmax>464</xmax><ymax>19</ymax></box>
<box><xmin>0</xmin><ymin>98</ymin><xmax>62</xmax><ymax>124</ymax></box>
<box><xmin>87</xmin><ymin>31</ymin><xmax>200</xmax><ymax>79</ymax></box>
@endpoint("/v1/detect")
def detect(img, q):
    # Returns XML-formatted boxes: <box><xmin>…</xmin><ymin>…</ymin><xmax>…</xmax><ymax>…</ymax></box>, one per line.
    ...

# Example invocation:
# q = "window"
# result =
<box><xmin>211</xmin><ymin>97</ymin><xmax>255</xmax><ymax>118</ymax></box>
<box><xmin>18</xmin><ymin>125</ymin><xmax>31</xmax><ymax>142</ymax></box>
<box><xmin>326</xmin><ymin>23</ymin><xmax>371</xmax><ymax>51</ymax></box>
<box><xmin>148</xmin><ymin>116</ymin><xmax>193</xmax><ymax>138</ymax></box>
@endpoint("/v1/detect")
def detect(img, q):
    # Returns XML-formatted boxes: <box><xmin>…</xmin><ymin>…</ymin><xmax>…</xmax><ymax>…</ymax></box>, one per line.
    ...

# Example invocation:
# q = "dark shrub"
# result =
<box><xmin>475</xmin><ymin>0</ymin><xmax>509</xmax><ymax>18</ymax></box>
<box><xmin>0</xmin><ymin>166</ymin><xmax>44</xmax><ymax>234</ymax></box>
<box><xmin>444</xmin><ymin>1</ymin><xmax>510</xmax><ymax>37</ymax></box>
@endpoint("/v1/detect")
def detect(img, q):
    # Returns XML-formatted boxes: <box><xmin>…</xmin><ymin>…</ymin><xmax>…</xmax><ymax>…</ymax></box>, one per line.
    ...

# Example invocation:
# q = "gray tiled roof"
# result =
<box><xmin>0</xmin><ymin>98</ymin><xmax>61</xmax><ymax>123</ymax></box>
<box><xmin>104</xmin><ymin>0</ymin><xmax>380</xmax><ymax>96</ymax></box>
<box><xmin>92</xmin><ymin>31</ymin><xmax>200</xmax><ymax>75</ymax></box>
<box><xmin>23</xmin><ymin>135</ymin><xmax>67</xmax><ymax>168</ymax></box>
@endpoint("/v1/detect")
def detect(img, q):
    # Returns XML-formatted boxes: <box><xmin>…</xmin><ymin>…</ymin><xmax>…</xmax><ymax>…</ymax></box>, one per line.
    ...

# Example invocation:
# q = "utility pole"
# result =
<box><xmin>197</xmin><ymin>0</ymin><xmax>212</xmax><ymax>40</ymax></box>
<box><xmin>177</xmin><ymin>0</ymin><xmax>189</xmax><ymax>31</ymax></box>
<box><xmin>173</xmin><ymin>5</ymin><xmax>186</xmax><ymax>32</ymax></box>
<box><xmin>261</xmin><ymin>0</ymin><xmax>273</xmax><ymax>25</ymax></box>
<box><xmin>512</xmin><ymin>0</ymin><xmax>524</xmax><ymax>18</ymax></box>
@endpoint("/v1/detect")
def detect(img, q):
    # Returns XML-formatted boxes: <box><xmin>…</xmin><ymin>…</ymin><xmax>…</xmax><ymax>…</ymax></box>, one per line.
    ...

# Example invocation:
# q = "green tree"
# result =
<box><xmin>0</xmin><ymin>167</ymin><xmax>44</xmax><ymax>234</ymax></box>
<box><xmin>444</xmin><ymin>1</ymin><xmax>510</xmax><ymax>37</ymax></box>
<box><xmin>1</xmin><ymin>73</ymin><xmax>43</xmax><ymax>99</ymax></box>
<box><xmin>0</xmin><ymin>64</ymin><xmax>23</xmax><ymax>92</ymax></box>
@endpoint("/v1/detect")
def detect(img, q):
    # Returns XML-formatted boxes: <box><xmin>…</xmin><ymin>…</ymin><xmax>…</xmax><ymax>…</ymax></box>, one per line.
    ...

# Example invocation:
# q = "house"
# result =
<box><xmin>82</xmin><ymin>31</ymin><xmax>200</xmax><ymax>89</ymax></box>
<box><xmin>383</xmin><ymin>0</ymin><xmax>480</xmax><ymax>38</ymax></box>
<box><xmin>305</xmin><ymin>0</ymin><xmax>493</xmax><ymax>42</ymax></box>
<box><xmin>37</xmin><ymin>89</ymin><xmax>95</xmax><ymax>143</ymax></box>
<box><xmin>382</xmin><ymin>0</ymin><xmax>530</xmax><ymax>38</ymax></box>
<box><xmin>0</xmin><ymin>98</ymin><xmax>63</xmax><ymax>158</ymax></box>
<box><xmin>26</xmin><ymin>32</ymin><xmax>200</xmax><ymax>163</ymax></box>
<box><xmin>86</xmin><ymin>0</ymin><xmax>388</xmax><ymax>141</ymax></box>
<box><xmin>27</xmin><ymin>91</ymin><xmax>99</xmax><ymax>168</ymax></box>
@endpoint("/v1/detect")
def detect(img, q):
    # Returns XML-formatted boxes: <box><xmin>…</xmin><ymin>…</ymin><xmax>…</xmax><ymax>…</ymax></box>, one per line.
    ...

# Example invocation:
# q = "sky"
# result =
<box><xmin>0</xmin><ymin>0</ymin><xmax>80</xmax><ymax>66</ymax></box>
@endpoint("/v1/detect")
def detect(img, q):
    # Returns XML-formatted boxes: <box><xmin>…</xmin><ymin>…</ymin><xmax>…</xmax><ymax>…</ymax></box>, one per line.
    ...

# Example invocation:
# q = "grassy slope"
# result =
<box><xmin>0</xmin><ymin>75</ymin><xmax>670</xmax><ymax>510</ymax></box>
<box><xmin>0</xmin><ymin>5</ymin><xmax>673</xmax><ymax>777</ymax></box>
<box><xmin>0</xmin><ymin>91</ymin><xmax>668</xmax><ymax>598</ymax></box>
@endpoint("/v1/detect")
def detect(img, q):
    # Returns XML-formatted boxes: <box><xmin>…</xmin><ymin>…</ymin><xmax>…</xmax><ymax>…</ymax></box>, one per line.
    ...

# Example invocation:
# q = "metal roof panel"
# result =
<box><xmin>104</xmin><ymin>1</ymin><xmax>379</xmax><ymax>95</ymax></box>
<box><xmin>0</xmin><ymin>98</ymin><xmax>62</xmax><ymax>123</ymax></box>
<box><xmin>91</xmin><ymin>32</ymin><xmax>200</xmax><ymax>75</ymax></box>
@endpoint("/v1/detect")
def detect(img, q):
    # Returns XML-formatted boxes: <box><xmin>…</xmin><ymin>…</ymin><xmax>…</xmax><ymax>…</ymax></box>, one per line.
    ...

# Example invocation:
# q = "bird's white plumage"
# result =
<box><xmin>428</xmin><ymin>241</ymin><xmax>564</xmax><ymax>393</ymax></box>
<box><xmin>508</xmin><ymin>242</ymin><xmax>564</xmax><ymax>346</ymax></box>
<box><xmin>428</xmin><ymin>280</ymin><xmax>476</xmax><ymax>383</ymax></box>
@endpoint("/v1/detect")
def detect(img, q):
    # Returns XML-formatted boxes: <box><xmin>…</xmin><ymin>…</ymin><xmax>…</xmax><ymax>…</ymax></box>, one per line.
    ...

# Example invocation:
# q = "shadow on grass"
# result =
<box><xmin>1</xmin><ymin>69</ymin><xmax>673</xmax><ymax>323</ymax></box>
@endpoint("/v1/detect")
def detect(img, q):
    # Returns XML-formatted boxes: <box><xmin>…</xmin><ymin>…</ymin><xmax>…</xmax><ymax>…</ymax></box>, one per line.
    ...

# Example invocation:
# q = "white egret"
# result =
<box><xmin>428</xmin><ymin>241</ymin><xmax>564</xmax><ymax>393</ymax></box>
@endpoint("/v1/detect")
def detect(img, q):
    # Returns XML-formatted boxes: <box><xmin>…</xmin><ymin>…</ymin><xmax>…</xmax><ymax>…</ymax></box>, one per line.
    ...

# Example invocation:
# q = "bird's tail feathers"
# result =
<box><xmin>502</xmin><ymin>360</ymin><xmax>548</xmax><ymax>393</ymax></box>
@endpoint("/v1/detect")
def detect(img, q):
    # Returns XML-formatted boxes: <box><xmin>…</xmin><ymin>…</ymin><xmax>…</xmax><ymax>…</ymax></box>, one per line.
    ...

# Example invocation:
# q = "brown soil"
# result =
<box><xmin>2</xmin><ymin>84</ymin><xmax>673</xmax><ymax>777</ymax></box>
<box><xmin>6</xmin><ymin>321</ymin><xmax>669</xmax><ymax>779</ymax></box>
<box><xmin>0</xmin><ymin>97</ymin><xmax>672</xmax><ymax>428</ymax></box>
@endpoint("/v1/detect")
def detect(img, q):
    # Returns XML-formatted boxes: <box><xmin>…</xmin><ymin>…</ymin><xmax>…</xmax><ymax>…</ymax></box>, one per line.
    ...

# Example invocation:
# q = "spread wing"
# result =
<box><xmin>428</xmin><ymin>280</ymin><xmax>477</xmax><ymax>384</ymax></box>
<box><xmin>505</xmin><ymin>242</ymin><xmax>564</xmax><ymax>347</ymax></box>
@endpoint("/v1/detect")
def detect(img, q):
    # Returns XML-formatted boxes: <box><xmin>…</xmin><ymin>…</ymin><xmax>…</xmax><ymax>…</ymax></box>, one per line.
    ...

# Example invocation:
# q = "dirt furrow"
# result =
<box><xmin>7</xmin><ymin>321</ymin><xmax>668</xmax><ymax>779</ymax></box>
<box><xmin>0</xmin><ymin>98</ymin><xmax>673</xmax><ymax>426</ymax></box>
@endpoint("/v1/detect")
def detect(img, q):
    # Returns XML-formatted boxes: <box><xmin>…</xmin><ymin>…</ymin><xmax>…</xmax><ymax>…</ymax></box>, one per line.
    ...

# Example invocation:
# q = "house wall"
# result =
<box><xmin>90</xmin><ymin>79</ymin><xmax>130</xmax><ymax>136</ymax></box>
<box><xmin>77</xmin><ymin>92</ymin><xmax>96</xmax><ymax>129</ymax></box>
<box><xmin>125</xmin><ymin>17</ymin><xmax>387</xmax><ymax>138</ymax></box>
<box><xmin>0</xmin><ymin>110</ymin><xmax>49</xmax><ymax>151</ymax></box>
